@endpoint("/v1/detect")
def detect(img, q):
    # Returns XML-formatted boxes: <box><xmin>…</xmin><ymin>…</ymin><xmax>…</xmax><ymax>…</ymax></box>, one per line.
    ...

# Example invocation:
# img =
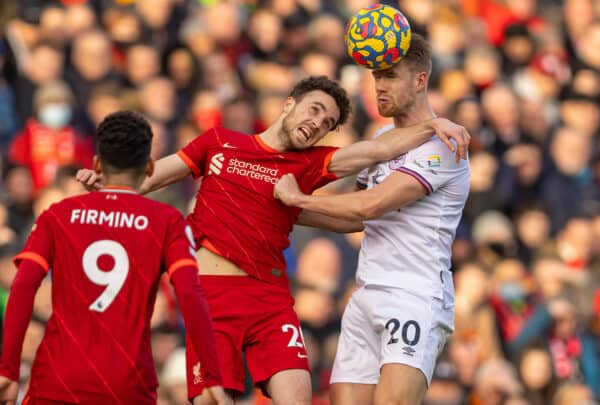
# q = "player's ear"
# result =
<box><xmin>283</xmin><ymin>97</ymin><xmax>295</xmax><ymax>113</ymax></box>
<box><xmin>415</xmin><ymin>71</ymin><xmax>428</xmax><ymax>92</ymax></box>
<box><xmin>145</xmin><ymin>158</ymin><xmax>155</xmax><ymax>178</ymax></box>
<box><xmin>92</xmin><ymin>155</ymin><xmax>102</xmax><ymax>173</ymax></box>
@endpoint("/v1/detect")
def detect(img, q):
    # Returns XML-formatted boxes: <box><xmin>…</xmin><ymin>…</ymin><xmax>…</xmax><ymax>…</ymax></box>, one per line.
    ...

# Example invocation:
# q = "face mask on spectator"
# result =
<box><xmin>39</xmin><ymin>104</ymin><xmax>72</xmax><ymax>129</ymax></box>
<box><xmin>499</xmin><ymin>282</ymin><xmax>525</xmax><ymax>301</ymax></box>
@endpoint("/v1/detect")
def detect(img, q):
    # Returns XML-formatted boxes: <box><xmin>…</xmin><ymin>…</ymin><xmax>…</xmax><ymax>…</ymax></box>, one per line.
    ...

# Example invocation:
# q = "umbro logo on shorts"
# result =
<box><xmin>402</xmin><ymin>346</ymin><xmax>416</xmax><ymax>357</ymax></box>
<box><xmin>209</xmin><ymin>153</ymin><xmax>225</xmax><ymax>175</ymax></box>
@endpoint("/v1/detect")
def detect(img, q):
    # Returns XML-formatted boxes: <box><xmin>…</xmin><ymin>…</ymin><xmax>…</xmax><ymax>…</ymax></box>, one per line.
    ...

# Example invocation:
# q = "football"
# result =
<box><xmin>344</xmin><ymin>4</ymin><xmax>412</xmax><ymax>71</ymax></box>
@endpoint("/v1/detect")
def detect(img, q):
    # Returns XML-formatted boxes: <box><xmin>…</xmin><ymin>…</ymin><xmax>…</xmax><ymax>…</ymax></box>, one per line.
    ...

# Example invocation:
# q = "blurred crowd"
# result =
<box><xmin>0</xmin><ymin>0</ymin><xmax>599</xmax><ymax>404</ymax></box>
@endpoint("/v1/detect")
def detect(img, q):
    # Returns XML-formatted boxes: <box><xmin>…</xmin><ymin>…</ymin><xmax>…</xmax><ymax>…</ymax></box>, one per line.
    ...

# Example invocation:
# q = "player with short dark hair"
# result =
<box><xmin>0</xmin><ymin>111</ymin><xmax>228</xmax><ymax>405</ymax></box>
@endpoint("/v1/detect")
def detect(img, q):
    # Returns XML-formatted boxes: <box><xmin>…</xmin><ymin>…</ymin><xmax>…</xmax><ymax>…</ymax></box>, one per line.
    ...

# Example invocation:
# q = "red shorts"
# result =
<box><xmin>186</xmin><ymin>275</ymin><xmax>309</xmax><ymax>398</ymax></box>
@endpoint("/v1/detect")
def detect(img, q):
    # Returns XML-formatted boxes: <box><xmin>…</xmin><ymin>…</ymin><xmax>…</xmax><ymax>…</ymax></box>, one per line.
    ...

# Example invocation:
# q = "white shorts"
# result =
<box><xmin>330</xmin><ymin>282</ymin><xmax>454</xmax><ymax>386</ymax></box>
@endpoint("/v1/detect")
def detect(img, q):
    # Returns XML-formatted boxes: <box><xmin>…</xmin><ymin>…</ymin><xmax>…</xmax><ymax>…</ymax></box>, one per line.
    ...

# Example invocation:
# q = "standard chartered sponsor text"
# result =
<box><xmin>227</xmin><ymin>157</ymin><xmax>279</xmax><ymax>184</ymax></box>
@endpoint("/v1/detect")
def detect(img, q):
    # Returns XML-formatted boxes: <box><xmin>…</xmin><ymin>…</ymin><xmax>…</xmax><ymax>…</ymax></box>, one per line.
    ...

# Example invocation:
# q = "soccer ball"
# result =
<box><xmin>345</xmin><ymin>4</ymin><xmax>411</xmax><ymax>71</ymax></box>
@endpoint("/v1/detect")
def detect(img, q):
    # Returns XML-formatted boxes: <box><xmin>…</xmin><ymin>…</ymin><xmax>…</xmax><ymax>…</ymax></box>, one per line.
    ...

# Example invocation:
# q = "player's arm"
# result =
<box><xmin>169</xmin><ymin>265</ymin><xmax>222</xmax><ymax>388</ymax></box>
<box><xmin>0</xmin><ymin>259</ymin><xmax>47</xmax><ymax>394</ymax></box>
<box><xmin>76</xmin><ymin>153</ymin><xmax>192</xmax><ymax>194</ymax></box>
<box><xmin>275</xmin><ymin>172</ymin><xmax>426</xmax><ymax>221</ymax></box>
<box><xmin>297</xmin><ymin>209</ymin><xmax>364</xmax><ymax>233</ymax></box>
<box><xmin>138</xmin><ymin>153</ymin><xmax>191</xmax><ymax>194</ymax></box>
<box><xmin>327</xmin><ymin>118</ymin><xmax>470</xmax><ymax>178</ymax></box>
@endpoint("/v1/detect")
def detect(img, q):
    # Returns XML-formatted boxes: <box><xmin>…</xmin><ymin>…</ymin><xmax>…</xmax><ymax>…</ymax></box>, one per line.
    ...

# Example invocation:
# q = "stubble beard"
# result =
<box><xmin>282</xmin><ymin>114</ymin><xmax>303</xmax><ymax>150</ymax></box>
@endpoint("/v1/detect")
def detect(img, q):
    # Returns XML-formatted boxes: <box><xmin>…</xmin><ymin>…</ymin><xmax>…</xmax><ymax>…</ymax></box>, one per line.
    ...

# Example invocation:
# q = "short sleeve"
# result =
<box><xmin>163</xmin><ymin>212</ymin><xmax>198</xmax><ymax>280</ymax></box>
<box><xmin>177</xmin><ymin>128</ymin><xmax>219</xmax><ymax>179</ymax></box>
<box><xmin>397</xmin><ymin>138</ymin><xmax>468</xmax><ymax>194</ymax></box>
<box><xmin>356</xmin><ymin>168</ymin><xmax>369</xmax><ymax>188</ymax></box>
<box><xmin>13</xmin><ymin>210</ymin><xmax>54</xmax><ymax>272</ymax></box>
<box><xmin>298</xmin><ymin>146</ymin><xmax>340</xmax><ymax>192</ymax></box>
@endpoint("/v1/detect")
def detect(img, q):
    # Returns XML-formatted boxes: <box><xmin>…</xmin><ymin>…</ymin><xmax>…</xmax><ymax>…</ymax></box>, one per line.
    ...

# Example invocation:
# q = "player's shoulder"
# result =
<box><xmin>411</xmin><ymin>136</ymin><xmax>463</xmax><ymax>161</ymax></box>
<box><xmin>373</xmin><ymin>124</ymin><xmax>396</xmax><ymax>139</ymax></box>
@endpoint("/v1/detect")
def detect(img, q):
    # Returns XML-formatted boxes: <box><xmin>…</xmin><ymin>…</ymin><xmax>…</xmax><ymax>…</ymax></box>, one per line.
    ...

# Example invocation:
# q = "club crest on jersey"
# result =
<box><xmin>209</xmin><ymin>153</ymin><xmax>225</xmax><ymax>175</ymax></box>
<box><xmin>193</xmin><ymin>362</ymin><xmax>203</xmax><ymax>384</ymax></box>
<box><xmin>427</xmin><ymin>155</ymin><xmax>441</xmax><ymax>168</ymax></box>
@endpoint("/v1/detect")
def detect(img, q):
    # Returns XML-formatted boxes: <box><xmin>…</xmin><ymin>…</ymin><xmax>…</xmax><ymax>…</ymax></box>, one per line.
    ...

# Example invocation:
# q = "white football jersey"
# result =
<box><xmin>355</xmin><ymin>125</ymin><xmax>470</xmax><ymax>299</ymax></box>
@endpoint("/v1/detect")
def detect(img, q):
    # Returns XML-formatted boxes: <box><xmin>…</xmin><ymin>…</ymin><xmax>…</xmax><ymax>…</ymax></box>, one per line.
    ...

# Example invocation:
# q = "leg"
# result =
<box><xmin>192</xmin><ymin>389</ymin><xmax>236</xmax><ymax>405</ymax></box>
<box><xmin>374</xmin><ymin>363</ymin><xmax>427</xmax><ymax>405</ymax></box>
<box><xmin>330</xmin><ymin>287</ymin><xmax>380</xmax><ymax>405</ymax></box>
<box><xmin>244</xmin><ymin>284</ymin><xmax>312</xmax><ymax>404</ymax></box>
<box><xmin>330</xmin><ymin>382</ymin><xmax>375</xmax><ymax>405</ymax></box>
<box><xmin>265</xmin><ymin>369</ymin><xmax>311</xmax><ymax>405</ymax></box>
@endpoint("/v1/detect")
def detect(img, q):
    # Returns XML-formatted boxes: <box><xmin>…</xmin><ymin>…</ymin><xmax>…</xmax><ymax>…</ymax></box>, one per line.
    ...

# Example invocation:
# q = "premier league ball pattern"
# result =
<box><xmin>345</xmin><ymin>4</ymin><xmax>412</xmax><ymax>71</ymax></box>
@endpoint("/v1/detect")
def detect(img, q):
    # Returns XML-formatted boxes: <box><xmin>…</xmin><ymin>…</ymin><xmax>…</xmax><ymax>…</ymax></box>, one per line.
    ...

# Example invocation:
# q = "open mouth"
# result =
<box><xmin>298</xmin><ymin>126</ymin><xmax>311</xmax><ymax>141</ymax></box>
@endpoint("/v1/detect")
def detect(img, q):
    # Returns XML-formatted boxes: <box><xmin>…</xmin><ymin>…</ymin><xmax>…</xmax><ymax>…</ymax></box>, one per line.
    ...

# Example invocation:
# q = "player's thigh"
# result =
<box><xmin>244</xmin><ymin>299</ymin><xmax>310</xmax><ymax>394</ymax></box>
<box><xmin>375</xmin><ymin>363</ymin><xmax>428</xmax><ymax>405</ymax></box>
<box><xmin>265</xmin><ymin>368</ymin><xmax>311</xmax><ymax>405</ymax></box>
<box><xmin>330</xmin><ymin>287</ymin><xmax>380</xmax><ymax>386</ymax></box>
<box><xmin>192</xmin><ymin>389</ymin><xmax>235</xmax><ymax>405</ymax></box>
<box><xmin>375</xmin><ymin>287</ymin><xmax>452</xmax><ymax>387</ymax></box>
<box><xmin>330</xmin><ymin>383</ymin><xmax>375</xmax><ymax>405</ymax></box>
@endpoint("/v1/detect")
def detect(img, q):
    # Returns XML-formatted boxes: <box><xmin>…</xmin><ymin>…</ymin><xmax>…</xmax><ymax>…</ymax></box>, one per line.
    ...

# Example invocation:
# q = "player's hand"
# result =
<box><xmin>75</xmin><ymin>168</ymin><xmax>104</xmax><ymax>191</ymax></box>
<box><xmin>207</xmin><ymin>386</ymin><xmax>233</xmax><ymax>405</ymax></box>
<box><xmin>274</xmin><ymin>173</ymin><xmax>303</xmax><ymax>206</ymax></box>
<box><xmin>428</xmin><ymin>118</ymin><xmax>471</xmax><ymax>162</ymax></box>
<box><xmin>0</xmin><ymin>375</ymin><xmax>18</xmax><ymax>405</ymax></box>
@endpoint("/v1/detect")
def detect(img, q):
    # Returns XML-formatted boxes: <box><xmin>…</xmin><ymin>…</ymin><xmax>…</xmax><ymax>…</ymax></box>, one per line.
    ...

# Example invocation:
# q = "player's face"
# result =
<box><xmin>372</xmin><ymin>62</ymin><xmax>418</xmax><ymax>117</ymax></box>
<box><xmin>282</xmin><ymin>90</ymin><xmax>340</xmax><ymax>150</ymax></box>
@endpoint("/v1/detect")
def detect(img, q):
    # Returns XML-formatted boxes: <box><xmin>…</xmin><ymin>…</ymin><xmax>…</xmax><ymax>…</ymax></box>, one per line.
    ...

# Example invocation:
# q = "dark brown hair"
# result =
<box><xmin>289</xmin><ymin>76</ymin><xmax>351</xmax><ymax>129</ymax></box>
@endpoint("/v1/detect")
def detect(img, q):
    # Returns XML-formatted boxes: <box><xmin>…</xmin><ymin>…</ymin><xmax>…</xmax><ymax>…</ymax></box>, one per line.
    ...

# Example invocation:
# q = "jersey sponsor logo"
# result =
<box><xmin>208</xmin><ymin>153</ymin><xmax>280</xmax><ymax>184</ymax></box>
<box><xmin>70</xmin><ymin>209</ymin><xmax>149</xmax><ymax>230</ymax></box>
<box><xmin>209</xmin><ymin>153</ymin><xmax>225</xmax><ymax>175</ymax></box>
<box><xmin>427</xmin><ymin>155</ymin><xmax>441</xmax><ymax>168</ymax></box>
<box><xmin>192</xmin><ymin>362</ymin><xmax>203</xmax><ymax>384</ymax></box>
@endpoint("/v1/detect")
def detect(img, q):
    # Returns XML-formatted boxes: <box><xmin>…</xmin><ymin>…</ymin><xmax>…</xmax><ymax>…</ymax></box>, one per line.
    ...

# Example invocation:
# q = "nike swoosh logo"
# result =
<box><xmin>297</xmin><ymin>353</ymin><xmax>308</xmax><ymax>359</ymax></box>
<box><xmin>223</xmin><ymin>142</ymin><xmax>236</xmax><ymax>148</ymax></box>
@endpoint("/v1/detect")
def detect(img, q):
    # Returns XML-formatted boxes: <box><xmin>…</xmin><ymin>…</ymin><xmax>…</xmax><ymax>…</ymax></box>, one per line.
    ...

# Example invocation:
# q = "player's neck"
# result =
<box><xmin>258</xmin><ymin>121</ymin><xmax>289</xmax><ymax>151</ymax></box>
<box><xmin>394</xmin><ymin>96</ymin><xmax>435</xmax><ymax>128</ymax></box>
<box><xmin>102</xmin><ymin>174</ymin><xmax>141</xmax><ymax>192</ymax></box>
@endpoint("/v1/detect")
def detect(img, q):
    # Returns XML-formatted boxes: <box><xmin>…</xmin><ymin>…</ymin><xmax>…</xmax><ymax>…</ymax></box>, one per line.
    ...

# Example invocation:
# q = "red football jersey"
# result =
<box><xmin>178</xmin><ymin>127</ymin><xmax>338</xmax><ymax>290</ymax></box>
<box><xmin>13</xmin><ymin>188</ymin><xmax>199</xmax><ymax>404</ymax></box>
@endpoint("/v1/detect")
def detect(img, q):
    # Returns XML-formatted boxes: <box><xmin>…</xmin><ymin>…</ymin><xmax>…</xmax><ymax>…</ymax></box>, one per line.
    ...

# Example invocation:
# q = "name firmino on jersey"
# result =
<box><xmin>70</xmin><ymin>209</ymin><xmax>149</xmax><ymax>230</ymax></box>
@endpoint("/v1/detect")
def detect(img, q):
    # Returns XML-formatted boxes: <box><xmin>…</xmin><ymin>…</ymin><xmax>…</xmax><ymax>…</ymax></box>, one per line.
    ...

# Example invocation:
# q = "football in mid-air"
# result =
<box><xmin>344</xmin><ymin>4</ymin><xmax>411</xmax><ymax>71</ymax></box>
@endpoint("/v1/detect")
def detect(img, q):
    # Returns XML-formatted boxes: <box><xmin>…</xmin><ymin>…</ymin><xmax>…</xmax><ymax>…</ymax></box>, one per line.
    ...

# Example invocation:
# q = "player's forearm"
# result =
<box><xmin>294</xmin><ymin>190</ymin><xmax>378</xmax><ymax>222</ymax></box>
<box><xmin>373</xmin><ymin>120</ymin><xmax>435</xmax><ymax>161</ymax></box>
<box><xmin>0</xmin><ymin>262</ymin><xmax>45</xmax><ymax>380</ymax></box>
<box><xmin>328</xmin><ymin>121</ymin><xmax>434</xmax><ymax>178</ymax></box>
<box><xmin>171</xmin><ymin>267</ymin><xmax>222</xmax><ymax>387</ymax></box>
<box><xmin>139</xmin><ymin>154</ymin><xmax>190</xmax><ymax>195</ymax></box>
<box><xmin>297</xmin><ymin>209</ymin><xmax>364</xmax><ymax>233</ymax></box>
